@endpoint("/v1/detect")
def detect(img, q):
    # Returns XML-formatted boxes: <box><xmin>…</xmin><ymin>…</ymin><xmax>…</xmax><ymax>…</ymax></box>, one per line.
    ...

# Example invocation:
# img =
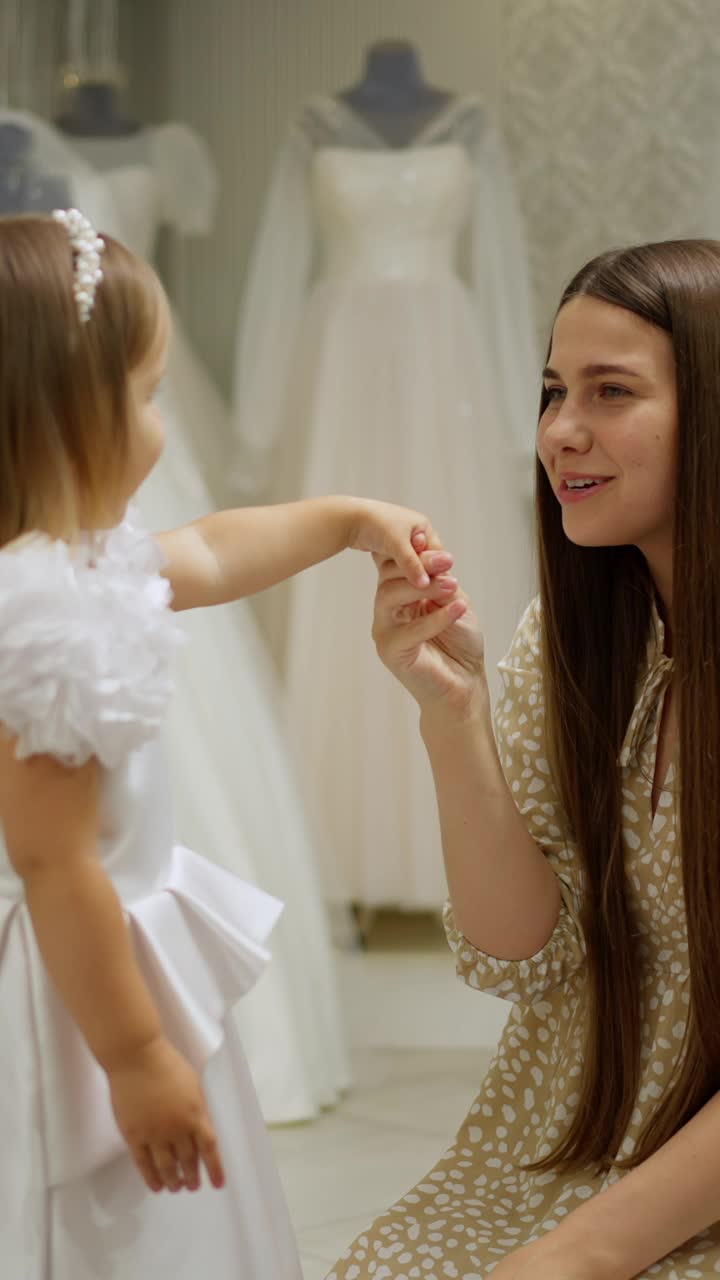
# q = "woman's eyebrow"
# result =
<box><xmin>542</xmin><ymin>363</ymin><xmax>643</xmax><ymax>380</ymax></box>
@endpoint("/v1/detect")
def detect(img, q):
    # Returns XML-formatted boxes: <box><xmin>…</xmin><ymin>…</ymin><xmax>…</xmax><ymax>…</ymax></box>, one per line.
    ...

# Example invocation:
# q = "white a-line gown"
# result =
<box><xmin>232</xmin><ymin>95</ymin><xmax>539</xmax><ymax>909</ymax></box>
<box><xmin>0</xmin><ymin>106</ymin><xmax>350</xmax><ymax>1123</ymax></box>
<box><xmin>0</xmin><ymin>516</ymin><xmax>302</xmax><ymax>1279</ymax></box>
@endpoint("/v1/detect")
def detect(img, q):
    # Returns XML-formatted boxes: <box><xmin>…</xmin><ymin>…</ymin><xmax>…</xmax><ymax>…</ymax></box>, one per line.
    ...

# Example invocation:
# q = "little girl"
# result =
<box><xmin>0</xmin><ymin>209</ymin><xmax>455</xmax><ymax>1280</ymax></box>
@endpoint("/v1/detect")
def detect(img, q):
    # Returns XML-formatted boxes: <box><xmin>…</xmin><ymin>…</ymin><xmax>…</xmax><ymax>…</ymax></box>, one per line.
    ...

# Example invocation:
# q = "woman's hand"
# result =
<box><xmin>108</xmin><ymin>1035</ymin><xmax>225</xmax><ymax>1194</ymax></box>
<box><xmin>489</xmin><ymin>1236</ymin><xmax>616</xmax><ymax>1280</ymax></box>
<box><xmin>372</xmin><ymin>536</ymin><xmax>487</xmax><ymax>717</ymax></box>
<box><xmin>346</xmin><ymin>498</ymin><xmax>444</xmax><ymax>589</ymax></box>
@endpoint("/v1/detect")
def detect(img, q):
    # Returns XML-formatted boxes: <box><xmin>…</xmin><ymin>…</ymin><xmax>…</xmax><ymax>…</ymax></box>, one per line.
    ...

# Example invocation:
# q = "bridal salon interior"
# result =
<box><xmin>2</xmin><ymin>2</ymin><xmax>720</xmax><ymax>1277</ymax></box>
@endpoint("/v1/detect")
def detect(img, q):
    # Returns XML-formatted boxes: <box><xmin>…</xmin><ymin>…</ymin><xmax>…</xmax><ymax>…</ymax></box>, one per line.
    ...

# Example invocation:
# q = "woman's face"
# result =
<box><xmin>537</xmin><ymin>295</ymin><xmax>678</xmax><ymax>569</ymax></box>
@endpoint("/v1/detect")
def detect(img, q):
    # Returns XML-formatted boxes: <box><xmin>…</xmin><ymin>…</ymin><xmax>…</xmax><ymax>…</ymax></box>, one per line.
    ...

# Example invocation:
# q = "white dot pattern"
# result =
<box><xmin>326</xmin><ymin>597</ymin><xmax>720</xmax><ymax>1278</ymax></box>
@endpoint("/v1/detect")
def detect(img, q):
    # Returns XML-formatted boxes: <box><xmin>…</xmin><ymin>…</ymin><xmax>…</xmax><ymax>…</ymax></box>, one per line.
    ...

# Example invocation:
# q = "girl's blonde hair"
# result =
<box><xmin>0</xmin><ymin>213</ymin><xmax>164</xmax><ymax>545</ymax></box>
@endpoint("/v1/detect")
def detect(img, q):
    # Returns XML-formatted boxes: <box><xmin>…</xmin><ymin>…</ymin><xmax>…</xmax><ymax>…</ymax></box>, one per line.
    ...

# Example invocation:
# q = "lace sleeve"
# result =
<box><xmin>148</xmin><ymin>123</ymin><xmax>220</xmax><ymax>236</ymax></box>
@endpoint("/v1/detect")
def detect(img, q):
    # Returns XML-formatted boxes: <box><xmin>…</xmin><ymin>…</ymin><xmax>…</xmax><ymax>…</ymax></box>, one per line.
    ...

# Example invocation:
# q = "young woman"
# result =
<box><xmin>329</xmin><ymin>239</ymin><xmax>720</xmax><ymax>1279</ymax></box>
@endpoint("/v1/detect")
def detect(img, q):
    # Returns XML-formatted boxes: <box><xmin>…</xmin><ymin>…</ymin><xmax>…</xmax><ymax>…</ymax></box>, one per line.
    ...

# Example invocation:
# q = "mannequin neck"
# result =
<box><xmin>56</xmin><ymin>82</ymin><xmax>140</xmax><ymax>138</ymax></box>
<box><xmin>339</xmin><ymin>40</ymin><xmax>453</xmax><ymax>145</ymax></box>
<box><xmin>360</xmin><ymin>41</ymin><xmax>427</xmax><ymax>97</ymax></box>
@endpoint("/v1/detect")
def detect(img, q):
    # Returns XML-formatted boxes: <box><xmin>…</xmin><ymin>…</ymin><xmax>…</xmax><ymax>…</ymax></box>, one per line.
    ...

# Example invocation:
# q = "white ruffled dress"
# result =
<box><xmin>0</xmin><ymin>517</ymin><xmax>302</xmax><ymax>1279</ymax></box>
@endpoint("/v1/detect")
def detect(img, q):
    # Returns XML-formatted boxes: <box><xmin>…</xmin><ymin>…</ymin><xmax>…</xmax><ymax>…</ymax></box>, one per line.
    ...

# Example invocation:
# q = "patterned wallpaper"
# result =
<box><xmin>498</xmin><ymin>0</ymin><xmax>720</xmax><ymax>343</ymax></box>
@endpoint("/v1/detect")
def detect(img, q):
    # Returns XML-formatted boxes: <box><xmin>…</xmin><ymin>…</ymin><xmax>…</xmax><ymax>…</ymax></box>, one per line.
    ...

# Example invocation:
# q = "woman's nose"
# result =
<box><xmin>541</xmin><ymin>399</ymin><xmax>592</xmax><ymax>453</ymax></box>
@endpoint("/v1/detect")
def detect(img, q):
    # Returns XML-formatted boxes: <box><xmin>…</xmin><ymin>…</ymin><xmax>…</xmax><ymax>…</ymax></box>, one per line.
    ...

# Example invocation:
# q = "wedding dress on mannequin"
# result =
<box><xmin>232</xmin><ymin>92</ymin><xmax>539</xmax><ymax>909</ymax></box>
<box><xmin>0</xmin><ymin>108</ymin><xmax>349</xmax><ymax>1123</ymax></box>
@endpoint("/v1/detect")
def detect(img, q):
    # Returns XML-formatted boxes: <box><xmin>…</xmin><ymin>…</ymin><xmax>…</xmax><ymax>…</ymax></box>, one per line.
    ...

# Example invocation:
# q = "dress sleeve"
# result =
<box><xmin>443</xmin><ymin>597</ymin><xmax>586</xmax><ymax>1005</ymax></box>
<box><xmin>229</xmin><ymin>125</ymin><xmax>314</xmax><ymax>501</ymax></box>
<box><xmin>469</xmin><ymin>111</ymin><xmax>540</xmax><ymax>469</ymax></box>
<box><xmin>147</xmin><ymin>123</ymin><xmax>220</xmax><ymax>236</ymax></box>
<box><xmin>0</xmin><ymin>530</ymin><xmax>183</xmax><ymax>770</ymax></box>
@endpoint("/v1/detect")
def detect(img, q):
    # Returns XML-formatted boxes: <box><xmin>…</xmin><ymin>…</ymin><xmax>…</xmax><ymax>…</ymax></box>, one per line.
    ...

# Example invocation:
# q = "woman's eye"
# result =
<box><xmin>599</xmin><ymin>384</ymin><xmax>630</xmax><ymax>399</ymax></box>
<box><xmin>545</xmin><ymin>386</ymin><xmax>565</xmax><ymax>403</ymax></box>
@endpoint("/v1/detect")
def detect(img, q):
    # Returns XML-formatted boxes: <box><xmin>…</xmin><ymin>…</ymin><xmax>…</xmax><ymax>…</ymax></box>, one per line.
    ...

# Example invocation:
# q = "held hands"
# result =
<box><xmin>107</xmin><ymin>1035</ymin><xmax>225</xmax><ymax>1194</ymax></box>
<box><xmin>346</xmin><ymin>498</ymin><xmax>444</xmax><ymax>589</ymax></box>
<box><xmin>372</xmin><ymin>532</ymin><xmax>487</xmax><ymax>717</ymax></box>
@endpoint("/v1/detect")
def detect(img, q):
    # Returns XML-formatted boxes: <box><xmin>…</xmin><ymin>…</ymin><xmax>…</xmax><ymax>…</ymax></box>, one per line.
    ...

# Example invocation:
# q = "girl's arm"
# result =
<box><xmin>156</xmin><ymin>496</ymin><xmax>435</xmax><ymax>611</ymax></box>
<box><xmin>491</xmin><ymin>1090</ymin><xmax>720</xmax><ymax>1278</ymax></box>
<box><xmin>0</xmin><ymin>738</ymin><xmax>223</xmax><ymax>1193</ymax></box>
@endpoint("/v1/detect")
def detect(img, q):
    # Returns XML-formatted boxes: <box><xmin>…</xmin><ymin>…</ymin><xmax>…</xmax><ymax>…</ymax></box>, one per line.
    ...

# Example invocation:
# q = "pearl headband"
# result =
<box><xmin>51</xmin><ymin>208</ymin><xmax>105</xmax><ymax>324</ymax></box>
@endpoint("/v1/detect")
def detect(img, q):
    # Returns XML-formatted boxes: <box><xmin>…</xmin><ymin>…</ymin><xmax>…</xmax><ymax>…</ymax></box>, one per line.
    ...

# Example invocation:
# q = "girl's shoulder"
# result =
<box><xmin>0</xmin><ymin>513</ymin><xmax>183</xmax><ymax>769</ymax></box>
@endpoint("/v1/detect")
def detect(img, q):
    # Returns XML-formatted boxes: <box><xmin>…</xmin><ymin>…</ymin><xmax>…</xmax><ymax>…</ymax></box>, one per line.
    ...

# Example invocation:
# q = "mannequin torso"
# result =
<box><xmin>56</xmin><ymin>82</ymin><xmax>139</xmax><ymax>137</ymax></box>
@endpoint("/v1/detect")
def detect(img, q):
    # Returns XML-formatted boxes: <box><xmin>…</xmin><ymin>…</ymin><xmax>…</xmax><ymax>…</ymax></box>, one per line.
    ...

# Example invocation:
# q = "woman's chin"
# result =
<box><xmin>561</xmin><ymin>516</ymin><xmax>628</xmax><ymax>549</ymax></box>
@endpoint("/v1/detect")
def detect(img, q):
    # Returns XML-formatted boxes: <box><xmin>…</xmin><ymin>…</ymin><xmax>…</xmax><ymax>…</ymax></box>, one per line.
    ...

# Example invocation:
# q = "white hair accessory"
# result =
<box><xmin>51</xmin><ymin>207</ymin><xmax>105</xmax><ymax>324</ymax></box>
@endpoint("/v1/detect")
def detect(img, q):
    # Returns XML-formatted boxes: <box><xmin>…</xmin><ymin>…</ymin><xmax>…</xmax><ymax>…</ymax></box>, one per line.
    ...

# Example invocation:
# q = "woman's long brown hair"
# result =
<box><xmin>535</xmin><ymin>240</ymin><xmax>720</xmax><ymax>1173</ymax></box>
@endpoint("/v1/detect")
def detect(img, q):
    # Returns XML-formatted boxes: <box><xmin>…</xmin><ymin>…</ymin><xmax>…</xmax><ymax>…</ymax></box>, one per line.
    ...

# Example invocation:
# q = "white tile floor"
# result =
<box><xmin>270</xmin><ymin>1046</ymin><xmax>493</xmax><ymax>1280</ymax></box>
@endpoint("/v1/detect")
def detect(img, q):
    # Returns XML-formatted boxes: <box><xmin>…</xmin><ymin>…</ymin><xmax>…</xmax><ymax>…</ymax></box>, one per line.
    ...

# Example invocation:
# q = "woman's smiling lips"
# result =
<box><xmin>556</xmin><ymin>472</ymin><xmax>615</xmax><ymax>504</ymax></box>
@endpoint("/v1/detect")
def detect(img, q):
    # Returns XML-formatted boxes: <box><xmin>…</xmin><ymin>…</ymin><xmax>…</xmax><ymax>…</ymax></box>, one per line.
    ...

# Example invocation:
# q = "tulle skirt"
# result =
<box><xmin>139</xmin><ymin>315</ymin><xmax>349</xmax><ymax>1121</ymax></box>
<box><xmin>256</xmin><ymin>273</ymin><xmax>536</xmax><ymax>908</ymax></box>
<box><xmin>49</xmin><ymin>1021</ymin><xmax>302</xmax><ymax>1279</ymax></box>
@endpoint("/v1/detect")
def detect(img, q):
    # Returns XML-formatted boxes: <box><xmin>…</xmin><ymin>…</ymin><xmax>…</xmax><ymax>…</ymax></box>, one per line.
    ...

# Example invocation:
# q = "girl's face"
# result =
<box><xmin>120</xmin><ymin>304</ymin><xmax>170</xmax><ymax>512</ymax></box>
<box><xmin>537</xmin><ymin>295</ymin><xmax>678</xmax><ymax>577</ymax></box>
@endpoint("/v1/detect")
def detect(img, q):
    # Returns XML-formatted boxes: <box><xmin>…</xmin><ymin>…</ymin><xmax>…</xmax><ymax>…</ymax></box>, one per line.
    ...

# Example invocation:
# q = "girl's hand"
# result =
<box><xmin>107</xmin><ymin>1036</ymin><xmax>225</xmax><ymax>1194</ymax></box>
<box><xmin>346</xmin><ymin>499</ymin><xmax>442</xmax><ymax>589</ymax></box>
<box><xmin>372</xmin><ymin>539</ymin><xmax>487</xmax><ymax>717</ymax></box>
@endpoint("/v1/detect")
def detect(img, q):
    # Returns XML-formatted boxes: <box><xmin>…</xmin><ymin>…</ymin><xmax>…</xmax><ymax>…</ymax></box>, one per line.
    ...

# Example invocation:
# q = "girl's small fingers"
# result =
<box><xmin>135</xmin><ymin>1144</ymin><xmax>164</xmax><ymax>1194</ymax></box>
<box><xmin>376</xmin><ymin>547</ymin><xmax>454</xmax><ymax>585</ymax></box>
<box><xmin>399</xmin><ymin>543</ymin><xmax>431</xmax><ymax>589</ymax></box>
<box><xmin>152</xmin><ymin>1143</ymin><xmax>183</xmax><ymax>1192</ymax></box>
<box><xmin>414</xmin><ymin>524</ymin><xmax>444</xmax><ymax>553</ymax></box>
<box><xmin>174</xmin><ymin>1138</ymin><xmax>201</xmax><ymax>1192</ymax></box>
<box><xmin>196</xmin><ymin>1127</ymin><xmax>226</xmax><ymax>1190</ymax></box>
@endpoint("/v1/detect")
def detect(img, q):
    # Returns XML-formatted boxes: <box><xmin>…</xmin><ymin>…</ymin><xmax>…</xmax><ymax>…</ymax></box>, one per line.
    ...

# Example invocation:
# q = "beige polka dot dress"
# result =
<box><xmin>327</xmin><ymin>597</ymin><xmax>720</xmax><ymax>1279</ymax></box>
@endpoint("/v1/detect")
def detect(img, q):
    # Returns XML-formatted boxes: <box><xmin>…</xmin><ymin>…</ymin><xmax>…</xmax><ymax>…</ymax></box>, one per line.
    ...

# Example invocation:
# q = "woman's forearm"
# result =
<box><xmin>420</xmin><ymin>692</ymin><xmax>561</xmax><ymax>960</ymax></box>
<box><xmin>23</xmin><ymin>854</ymin><xmax>164</xmax><ymax>1071</ymax></box>
<box><xmin>542</xmin><ymin>1089</ymin><xmax>720</xmax><ymax>1280</ymax></box>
